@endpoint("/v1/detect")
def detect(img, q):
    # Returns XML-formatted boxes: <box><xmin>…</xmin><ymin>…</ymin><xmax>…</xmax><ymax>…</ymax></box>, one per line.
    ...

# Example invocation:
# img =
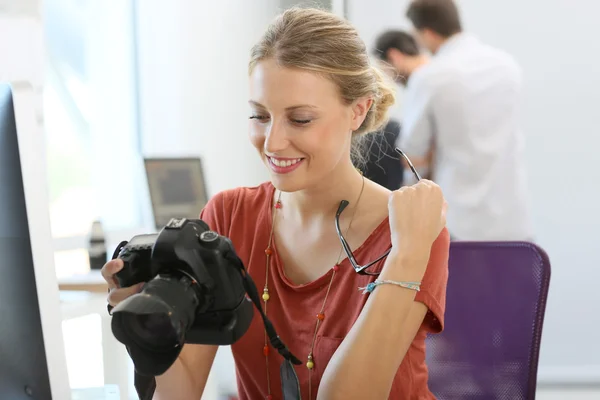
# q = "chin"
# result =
<box><xmin>269</xmin><ymin>174</ymin><xmax>306</xmax><ymax>193</ymax></box>
<box><xmin>263</xmin><ymin>157</ymin><xmax>310</xmax><ymax>193</ymax></box>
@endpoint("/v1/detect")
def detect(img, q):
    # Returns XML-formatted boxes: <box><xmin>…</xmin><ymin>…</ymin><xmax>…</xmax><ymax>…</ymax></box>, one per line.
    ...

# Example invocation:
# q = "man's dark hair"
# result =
<box><xmin>406</xmin><ymin>0</ymin><xmax>462</xmax><ymax>38</ymax></box>
<box><xmin>373</xmin><ymin>30</ymin><xmax>420</xmax><ymax>61</ymax></box>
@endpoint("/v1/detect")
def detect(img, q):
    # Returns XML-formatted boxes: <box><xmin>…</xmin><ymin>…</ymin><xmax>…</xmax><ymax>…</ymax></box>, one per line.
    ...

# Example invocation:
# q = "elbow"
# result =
<box><xmin>316</xmin><ymin>381</ymin><xmax>345</xmax><ymax>400</ymax></box>
<box><xmin>317</xmin><ymin>372</ymin><xmax>353</xmax><ymax>400</ymax></box>
<box><xmin>317</xmin><ymin>377</ymin><xmax>389</xmax><ymax>400</ymax></box>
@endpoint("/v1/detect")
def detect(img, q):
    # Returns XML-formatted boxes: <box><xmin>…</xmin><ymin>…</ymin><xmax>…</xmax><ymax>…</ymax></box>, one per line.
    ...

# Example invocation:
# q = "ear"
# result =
<box><xmin>386</xmin><ymin>48</ymin><xmax>403</xmax><ymax>65</ymax></box>
<box><xmin>350</xmin><ymin>97</ymin><xmax>374</xmax><ymax>131</ymax></box>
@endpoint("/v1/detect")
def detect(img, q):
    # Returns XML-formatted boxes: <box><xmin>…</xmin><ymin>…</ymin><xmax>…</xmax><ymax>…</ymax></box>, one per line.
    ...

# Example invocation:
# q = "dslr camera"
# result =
<box><xmin>111</xmin><ymin>217</ymin><xmax>273</xmax><ymax>377</ymax></box>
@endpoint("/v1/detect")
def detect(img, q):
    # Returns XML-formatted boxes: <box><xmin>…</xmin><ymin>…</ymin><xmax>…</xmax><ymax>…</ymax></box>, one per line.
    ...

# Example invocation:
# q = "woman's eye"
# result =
<box><xmin>249</xmin><ymin>115</ymin><xmax>269</xmax><ymax>121</ymax></box>
<box><xmin>292</xmin><ymin>118</ymin><xmax>312</xmax><ymax>125</ymax></box>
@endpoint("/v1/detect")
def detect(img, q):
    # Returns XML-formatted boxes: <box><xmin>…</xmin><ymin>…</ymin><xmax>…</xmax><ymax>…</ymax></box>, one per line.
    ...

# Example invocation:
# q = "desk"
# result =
<box><xmin>58</xmin><ymin>270</ymin><xmax>108</xmax><ymax>293</ymax></box>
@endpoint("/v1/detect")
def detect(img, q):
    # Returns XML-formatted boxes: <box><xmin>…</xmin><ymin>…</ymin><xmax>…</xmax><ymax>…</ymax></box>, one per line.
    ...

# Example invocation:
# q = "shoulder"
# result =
<box><xmin>199</xmin><ymin>182</ymin><xmax>273</xmax><ymax>236</ymax></box>
<box><xmin>406</xmin><ymin>64</ymin><xmax>436</xmax><ymax>91</ymax></box>
<box><xmin>212</xmin><ymin>182</ymin><xmax>273</xmax><ymax>208</ymax></box>
<box><xmin>408</xmin><ymin>62</ymin><xmax>455</xmax><ymax>99</ymax></box>
<box><xmin>461</xmin><ymin>36</ymin><xmax>522</xmax><ymax>79</ymax></box>
<box><xmin>494</xmin><ymin>49</ymin><xmax>522</xmax><ymax>82</ymax></box>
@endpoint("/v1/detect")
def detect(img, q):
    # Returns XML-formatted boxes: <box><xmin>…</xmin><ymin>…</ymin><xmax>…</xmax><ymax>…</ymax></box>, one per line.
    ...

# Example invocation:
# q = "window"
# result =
<box><xmin>44</xmin><ymin>0</ymin><xmax>145</xmax><ymax>276</ymax></box>
<box><xmin>45</xmin><ymin>64</ymin><xmax>96</xmax><ymax>239</ymax></box>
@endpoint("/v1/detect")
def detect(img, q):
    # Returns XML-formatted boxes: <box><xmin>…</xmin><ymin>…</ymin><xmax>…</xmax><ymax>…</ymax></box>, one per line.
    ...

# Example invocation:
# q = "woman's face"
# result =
<box><xmin>248</xmin><ymin>59</ymin><xmax>370</xmax><ymax>193</ymax></box>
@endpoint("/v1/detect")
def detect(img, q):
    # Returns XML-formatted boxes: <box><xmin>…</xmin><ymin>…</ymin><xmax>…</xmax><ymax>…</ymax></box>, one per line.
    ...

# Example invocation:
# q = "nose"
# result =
<box><xmin>263</xmin><ymin>118</ymin><xmax>289</xmax><ymax>154</ymax></box>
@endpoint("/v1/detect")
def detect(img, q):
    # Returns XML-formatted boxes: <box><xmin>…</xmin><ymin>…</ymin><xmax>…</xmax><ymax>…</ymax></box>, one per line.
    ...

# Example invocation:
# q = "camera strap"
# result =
<box><xmin>225</xmin><ymin>250</ymin><xmax>303</xmax><ymax>399</ymax></box>
<box><xmin>224</xmin><ymin>250</ymin><xmax>302</xmax><ymax>366</ymax></box>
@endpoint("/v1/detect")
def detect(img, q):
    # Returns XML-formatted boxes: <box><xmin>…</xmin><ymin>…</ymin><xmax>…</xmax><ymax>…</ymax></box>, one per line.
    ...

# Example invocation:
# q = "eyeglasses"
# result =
<box><xmin>335</xmin><ymin>147</ymin><xmax>421</xmax><ymax>275</ymax></box>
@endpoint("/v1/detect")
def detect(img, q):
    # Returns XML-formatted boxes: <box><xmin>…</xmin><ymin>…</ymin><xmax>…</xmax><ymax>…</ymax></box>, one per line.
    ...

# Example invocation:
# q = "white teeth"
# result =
<box><xmin>270</xmin><ymin>157</ymin><xmax>302</xmax><ymax>167</ymax></box>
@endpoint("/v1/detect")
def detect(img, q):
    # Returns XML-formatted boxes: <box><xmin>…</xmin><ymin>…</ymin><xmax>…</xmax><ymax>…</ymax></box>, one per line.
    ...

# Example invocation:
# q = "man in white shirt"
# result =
<box><xmin>400</xmin><ymin>0</ymin><xmax>533</xmax><ymax>241</ymax></box>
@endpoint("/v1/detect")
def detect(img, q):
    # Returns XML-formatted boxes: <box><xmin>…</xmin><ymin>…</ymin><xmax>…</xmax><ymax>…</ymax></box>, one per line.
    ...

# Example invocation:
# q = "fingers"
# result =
<box><xmin>103</xmin><ymin>259</ymin><xmax>144</xmax><ymax>307</ymax></box>
<box><xmin>415</xmin><ymin>179</ymin><xmax>437</xmax><ymax>189</ymax></box>
<box><xmin>108</xmin><ymin>282</ymin><xmax>145</xmax><ymax>307</ymax></box>
<box><xmin>389</xmin><ymin>180</ymin><xmax>444</xmax><ymax>204</ymax></box>
<box><xmin>101</xmin><ymin>259</ymin><xmax>124</xmax><ymax>290</ymax></box>
<box><xmin>416</xmin><ymin>180</ymin><xmax>443</xmax><ymax>198</ymax></box>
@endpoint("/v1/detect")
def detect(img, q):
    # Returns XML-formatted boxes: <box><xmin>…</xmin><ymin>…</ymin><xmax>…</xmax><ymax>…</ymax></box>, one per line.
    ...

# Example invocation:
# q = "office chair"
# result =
<box><xmin>426</xmin><ymin>241</ymin><xmax>551</xmax><ymax>400</ymax></box>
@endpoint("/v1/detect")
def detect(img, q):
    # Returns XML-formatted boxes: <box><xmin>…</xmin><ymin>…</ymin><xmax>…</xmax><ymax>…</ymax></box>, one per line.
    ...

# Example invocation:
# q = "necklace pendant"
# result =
<box><xmin>275</xmin><ymin>200</ymin><xmax>282</xmax><ymax>209</ymax></box>
<box><xmin>262</xmin><ymin>288</ymin><xmax>270</xmax><ymax>302</ymax></box>
<box><xmin>306</xmin><ymin>354</ymin><xmax>314</xmax><ymax>370</ymax></box>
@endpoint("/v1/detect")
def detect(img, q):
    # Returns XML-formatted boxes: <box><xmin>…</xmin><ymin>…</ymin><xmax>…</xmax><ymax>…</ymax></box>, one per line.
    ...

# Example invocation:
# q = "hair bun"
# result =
<box><xmin>354</xmin><ymin>66</ymin><xmax>396</xmax><ymax>136</ymax></box>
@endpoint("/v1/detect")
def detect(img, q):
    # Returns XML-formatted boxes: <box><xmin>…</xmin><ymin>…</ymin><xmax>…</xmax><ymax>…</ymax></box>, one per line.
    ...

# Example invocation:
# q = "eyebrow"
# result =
<box><xmin>248</xmin><ymin>100</ymin><xmax>318</xmax><ymax>111</ymax></box>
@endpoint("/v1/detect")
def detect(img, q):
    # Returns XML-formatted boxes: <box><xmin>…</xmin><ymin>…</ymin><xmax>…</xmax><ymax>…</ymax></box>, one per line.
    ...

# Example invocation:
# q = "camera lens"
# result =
<box><xmin>124</xmin><ymin>313</ymin><xmax>180</xmax><ymax>350</ymax></box>
<box><xmin>110</xmin><ymin>274</ymin><xmax>202</xmax><ymax>375</ymax></box>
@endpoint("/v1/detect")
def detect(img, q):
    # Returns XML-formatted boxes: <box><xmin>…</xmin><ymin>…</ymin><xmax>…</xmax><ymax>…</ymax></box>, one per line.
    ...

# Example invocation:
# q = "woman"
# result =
<box><xmin>103</xmin><ymin>7</ymin><xmax>449</xmax><ymax>400</ymax></box>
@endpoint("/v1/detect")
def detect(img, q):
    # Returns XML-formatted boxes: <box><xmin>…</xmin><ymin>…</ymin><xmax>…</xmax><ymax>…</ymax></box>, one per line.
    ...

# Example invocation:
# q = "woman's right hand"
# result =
<box><xmin>102</xmin><ymin>259</ymin><xmax>145</xmax><ymax>307</ymax></box>
<box><xmin>388</xmin><ymin>179</ymin><xmax>447</xmax><ymax>261</ymax></box>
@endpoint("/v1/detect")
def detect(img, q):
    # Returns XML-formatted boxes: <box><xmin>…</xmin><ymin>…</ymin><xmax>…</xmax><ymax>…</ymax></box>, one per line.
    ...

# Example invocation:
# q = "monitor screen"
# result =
<box><xmin>144</xmin><ymin>158</ymin><xmax>209</xmax><ymax>230</ymax></box>
<box><xmin>0</xmin><ymin>82</ymin><xmax>69</xmax><ymax>399</ymax></box>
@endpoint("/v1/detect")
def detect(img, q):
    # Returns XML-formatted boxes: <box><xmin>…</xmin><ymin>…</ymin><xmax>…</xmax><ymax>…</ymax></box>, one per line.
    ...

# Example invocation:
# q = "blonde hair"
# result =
<box><xmin>249</xmin><ymin>7</ymin><xmax>396</xmax><ymax>166</ymax></box>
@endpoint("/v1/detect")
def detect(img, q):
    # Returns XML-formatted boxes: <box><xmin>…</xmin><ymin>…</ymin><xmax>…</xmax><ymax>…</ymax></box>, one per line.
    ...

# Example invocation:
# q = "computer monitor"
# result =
<box><xmin>0</xmin><ymin>82</ymin><xmax>70</xmax><ymax>399</ymax></box>
<box><xmin>144</xmin><ymin>157</ymin><xmax>209</xmax><ymax>230</ymax></box>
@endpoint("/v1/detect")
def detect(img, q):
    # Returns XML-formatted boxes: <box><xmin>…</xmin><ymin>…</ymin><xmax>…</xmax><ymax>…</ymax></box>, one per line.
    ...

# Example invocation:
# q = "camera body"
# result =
<box><xmin>113</xmin><ymin>217</ymin><xmax>253</xmax><ymax>347</ymax></box>
<box><xmin>110</xmin><ymin>217</ymin><xmax>299</xmax><ymax>380</ymax></box>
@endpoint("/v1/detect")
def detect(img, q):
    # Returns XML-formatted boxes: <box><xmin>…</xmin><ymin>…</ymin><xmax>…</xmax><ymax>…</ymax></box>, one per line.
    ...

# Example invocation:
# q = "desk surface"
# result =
<box><xmin>58</xmin><ymin>270</ymin><xmax>108</xmax><ymax>293</ymax></box>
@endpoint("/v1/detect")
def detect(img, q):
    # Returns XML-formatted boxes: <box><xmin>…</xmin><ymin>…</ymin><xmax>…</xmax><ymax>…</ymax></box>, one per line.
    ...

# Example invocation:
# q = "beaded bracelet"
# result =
<box><xmin>359</xmin><ymin>279</ymin><xmax>421</xmax><ymax>294</ymax></box>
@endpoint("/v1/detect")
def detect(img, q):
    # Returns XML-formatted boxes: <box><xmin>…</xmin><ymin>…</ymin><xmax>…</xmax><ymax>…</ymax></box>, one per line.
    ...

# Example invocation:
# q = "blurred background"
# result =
<box><xmin>1</xmin><ymin>0</ymin><xmax>599</xmax><ymax>398</ymax></box>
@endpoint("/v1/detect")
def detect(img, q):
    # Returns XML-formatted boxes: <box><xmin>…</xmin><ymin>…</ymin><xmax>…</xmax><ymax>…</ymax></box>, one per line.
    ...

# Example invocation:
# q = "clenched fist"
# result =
<box><xmin>388</xmin><ymin>179</ymin><xmax>447</xmax><ymax>260</ymax></box>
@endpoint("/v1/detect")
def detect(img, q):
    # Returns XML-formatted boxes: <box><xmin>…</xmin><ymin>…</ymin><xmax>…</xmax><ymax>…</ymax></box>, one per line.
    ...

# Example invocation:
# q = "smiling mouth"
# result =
<box><xmin>266</xmin><ymin>156</ymin><xmax>305</xmax><ymax>174</ymax></box>
<box><xmin>267</xmin><ymin>156</ymin><xmax>304</xmax><ymax>167</ymax></box>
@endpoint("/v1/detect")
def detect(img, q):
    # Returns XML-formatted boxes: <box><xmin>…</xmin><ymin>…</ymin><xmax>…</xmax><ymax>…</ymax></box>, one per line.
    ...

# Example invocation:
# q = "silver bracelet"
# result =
<box><xmin>359</xmin><ymin>279</ymin><xmax>421</xmax><ymax>294</ymax></box>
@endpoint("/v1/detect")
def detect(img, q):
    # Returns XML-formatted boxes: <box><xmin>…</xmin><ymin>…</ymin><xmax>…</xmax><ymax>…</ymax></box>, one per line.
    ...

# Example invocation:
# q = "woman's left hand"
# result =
<box><xmin>388</xmin><ymin>179</ymin><xmax>447</xmax><ymax>261</ymax></box>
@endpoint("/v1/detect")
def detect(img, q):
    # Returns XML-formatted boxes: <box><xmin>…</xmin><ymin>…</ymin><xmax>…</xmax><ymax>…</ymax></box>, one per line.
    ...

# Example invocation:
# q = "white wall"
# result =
<box><xmin>349</xmin><ymin>0</ymin><xmax>600</xmax><ymax>384</ymax></box>
<box><xmin>136</xmin><ymin>0</ymin><xmax>281</xmax><ymax>199</ymax></box>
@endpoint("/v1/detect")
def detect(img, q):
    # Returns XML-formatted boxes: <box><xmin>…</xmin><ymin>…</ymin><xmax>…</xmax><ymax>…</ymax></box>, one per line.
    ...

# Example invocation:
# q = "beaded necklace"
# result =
<box><xmin>261</xmin><ymin>175</ymin><xmax>365</xmax><ymax>400</ymax></box>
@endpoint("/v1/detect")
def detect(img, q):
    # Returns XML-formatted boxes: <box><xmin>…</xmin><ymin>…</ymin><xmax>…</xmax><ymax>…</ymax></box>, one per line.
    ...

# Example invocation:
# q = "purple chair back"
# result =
<box><xmin>426</xmin><ymin>241</ymin><xmax>551</xmax><ymax>400</ymax></box>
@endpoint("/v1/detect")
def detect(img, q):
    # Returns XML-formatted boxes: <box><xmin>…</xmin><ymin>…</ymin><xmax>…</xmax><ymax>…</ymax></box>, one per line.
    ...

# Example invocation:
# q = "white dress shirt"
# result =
<box><xmin>399</xmin><ymin>33</ymin><xmax>533</xmax><ymax>240</ymax></box>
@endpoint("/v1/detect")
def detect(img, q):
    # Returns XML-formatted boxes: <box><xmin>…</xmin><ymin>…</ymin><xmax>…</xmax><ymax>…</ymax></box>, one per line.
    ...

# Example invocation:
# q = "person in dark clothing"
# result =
<box><xmin>362</xmin><ymin>119</ymin><xmax>404</xmax><ymax>190</ymax></box>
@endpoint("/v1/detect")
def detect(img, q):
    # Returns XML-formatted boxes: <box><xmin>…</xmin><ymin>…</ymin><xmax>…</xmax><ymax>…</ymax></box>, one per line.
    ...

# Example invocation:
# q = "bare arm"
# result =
<box><xmin>154</xmin><ymin>344</ymin><xmax>218</xmax><ymax>400</ymax></box>
<box><xmin>318</xmin><ymin>174</ymin><xmax>449</xmax><ymax>400</ymax></box>
<box><xmin>316</xmin><ymin>254</ymin><xmax>429</xmax><ymax>400</ymax></box>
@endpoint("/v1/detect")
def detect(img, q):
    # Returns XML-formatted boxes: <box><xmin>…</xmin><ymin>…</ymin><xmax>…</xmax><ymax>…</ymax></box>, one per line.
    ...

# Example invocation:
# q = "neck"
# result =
<box><xmin>280</xmin><ymin>160</ymin><xmax>364</xmax><ymax>223</ymax></box>
<box><xmin>432</xmin><ymin>32</ymin><xmax>461</xmax><ymax>54</ymax></box>
<box><xmin>407</xmin><ymin>55</ymin><xmax>429</xmax><ymax>74</ymax></box>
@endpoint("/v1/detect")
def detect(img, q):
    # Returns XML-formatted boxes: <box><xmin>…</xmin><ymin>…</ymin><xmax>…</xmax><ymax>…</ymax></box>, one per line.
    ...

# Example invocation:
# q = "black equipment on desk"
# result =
<box><xmin>110</xmin><ymin>218</ymin><xmax>300</xmax><ymax>380</ymax></box>
<box><xmin>88</xmin><ymin>220</ymin><xmax>107</xmax><ymax>270</ymax></box>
